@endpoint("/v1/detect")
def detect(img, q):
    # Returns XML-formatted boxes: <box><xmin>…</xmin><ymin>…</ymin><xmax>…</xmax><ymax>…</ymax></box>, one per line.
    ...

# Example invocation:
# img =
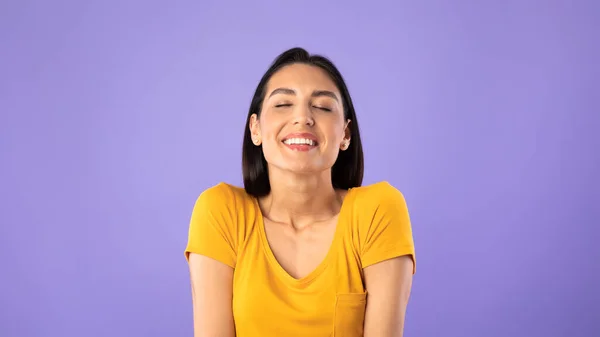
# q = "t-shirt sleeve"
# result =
<box><xmin>184</xmin><ymin>183</ymin><xmax>238</xmax><ymax>268</ymax></box>
<box><xmin>359</xmin><ymin>182</ymin><xmax>416</xmax><ymax>274</ymax></box>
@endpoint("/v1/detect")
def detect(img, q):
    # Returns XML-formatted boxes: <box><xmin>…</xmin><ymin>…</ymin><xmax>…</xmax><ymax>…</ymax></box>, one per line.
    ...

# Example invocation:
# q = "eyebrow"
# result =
<box><xmin>268</xmin><ymin>87</ymin><xmax>339</xmax><ymax>102</ymax></box>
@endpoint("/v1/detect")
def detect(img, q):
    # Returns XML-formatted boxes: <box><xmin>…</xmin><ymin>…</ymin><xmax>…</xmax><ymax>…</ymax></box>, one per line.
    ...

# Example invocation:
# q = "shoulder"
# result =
<box><xmin>194</xmin><ymin>182</ymin><xmax>253</xmax><ymax>210</ymax></box>
<box><xmin>186</xmin><ymin>182</ymin><xmax>253</xmax><ymax>266</ymax></box>
<box><xmin>348</xmin><ymin>181</ymin><xmax>416</xmax><ymax>271</ymax></box>
<box><xmin>351</xmin><ymin>181</ymin><xmax>407</xmax><ymax>208</ymax></box>
<box><xmin>348</xmin><ymin>180</ymin><xmax>412</xmax><ymax>240</ymax></box>
<box><xmin>191</xmin><ymin>182</ymin><xmax>256</xmax><ymax>231</ymax></box>
<box><xmin>188</xmin><ymin>182</ymin><xmax>255</xmax><ymax>240</ymax></box>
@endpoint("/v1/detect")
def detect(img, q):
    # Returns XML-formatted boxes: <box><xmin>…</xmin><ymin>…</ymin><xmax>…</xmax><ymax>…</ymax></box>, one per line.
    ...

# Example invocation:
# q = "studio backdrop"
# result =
<box><xmin>1</xmin><ymin>1</ymin><xmax>597</xmax><ymax>336</ymax></box>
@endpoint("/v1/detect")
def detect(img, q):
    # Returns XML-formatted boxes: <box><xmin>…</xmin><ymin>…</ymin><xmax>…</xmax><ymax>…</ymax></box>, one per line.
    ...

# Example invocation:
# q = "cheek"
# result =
<box><xmin>323</xmin><ymin>123</ymin><xmax>345</xmax><ymax>147</ymax></box>
<box><xmin>258</xmin><ymin>118</ymin><xmax>282</xmax><ymax>159</ymax></box>
<box><xmin>259</xmin><ymin>119</ymin><xmax>280</xmax><ymax>143</ymax></box>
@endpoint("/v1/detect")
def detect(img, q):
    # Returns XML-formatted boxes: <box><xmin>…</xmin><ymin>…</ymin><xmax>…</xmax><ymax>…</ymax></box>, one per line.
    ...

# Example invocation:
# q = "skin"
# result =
<box><xmin>251</xmin><ymin>63</ymin><xmax>351</xmax><ymax>280</ymax></box>
<box><xmin>189</xmin><ymin>63</ymin><xmax>413</xmax><ymax>336</ymax></box>
<box><xmin>363</xmin><ymin>255</ymin><xmax>414</xmax><ymax>337</ymax></box>
<box><xmin>188</xmin><ymin>253</ymin><xmax>235</xmax><ymax>337</ymax></box>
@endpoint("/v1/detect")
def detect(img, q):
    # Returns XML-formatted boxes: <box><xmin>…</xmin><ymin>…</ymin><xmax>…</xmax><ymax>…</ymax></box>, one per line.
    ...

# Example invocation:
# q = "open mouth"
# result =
<box><xmin>282</xmin><ymin>137</ymin><xmax>319</xmax><ymax>151</ymax></box>
<box><xmin>282</xmin><ymin>138</ymin><xmax>318</xmax><ymax>146</ymax></box>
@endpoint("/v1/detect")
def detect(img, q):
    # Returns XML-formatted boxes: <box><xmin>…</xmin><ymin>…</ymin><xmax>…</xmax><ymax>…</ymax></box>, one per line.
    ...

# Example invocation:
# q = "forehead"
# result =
<box><xmin>265</xmin><ymin>63</ymin><xmax>339</xmax><ymax>95</ymax></box>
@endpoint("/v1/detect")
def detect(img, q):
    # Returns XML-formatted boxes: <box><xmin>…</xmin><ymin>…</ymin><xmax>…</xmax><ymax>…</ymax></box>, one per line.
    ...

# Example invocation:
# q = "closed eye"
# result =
<box><xmin>274</xmin><ymin>104</ymin><xmax>331</xmax><ymax>111</ymax></box>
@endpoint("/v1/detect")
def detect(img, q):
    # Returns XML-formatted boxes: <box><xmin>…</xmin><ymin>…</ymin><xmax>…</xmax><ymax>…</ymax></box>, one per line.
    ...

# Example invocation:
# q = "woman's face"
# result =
<box><xmin>249</xmin><ymin>63</ymin><xmax>351</xmax><ymax>175</ymax></box>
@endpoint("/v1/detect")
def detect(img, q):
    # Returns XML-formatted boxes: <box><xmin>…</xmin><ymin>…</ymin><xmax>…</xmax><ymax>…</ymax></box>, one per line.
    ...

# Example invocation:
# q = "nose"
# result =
<box><xmin>292</xmin><ymin>105</ymin><xmax>315</xmax><ymax>126</ymax></box>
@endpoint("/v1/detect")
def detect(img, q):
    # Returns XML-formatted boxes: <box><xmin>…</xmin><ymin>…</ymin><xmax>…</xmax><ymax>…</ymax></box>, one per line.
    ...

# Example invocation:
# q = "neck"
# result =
<box><xmin>261</xmin><ymin>168</ymin><xmax>342</xmax><ymax>228</ymax></box>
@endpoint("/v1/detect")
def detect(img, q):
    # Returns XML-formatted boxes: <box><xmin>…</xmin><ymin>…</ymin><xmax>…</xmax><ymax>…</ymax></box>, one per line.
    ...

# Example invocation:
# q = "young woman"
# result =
<box><xmin>185</xmin><ymin>47</ymin><xmax>416</xmax><ymax>337</ymax></box>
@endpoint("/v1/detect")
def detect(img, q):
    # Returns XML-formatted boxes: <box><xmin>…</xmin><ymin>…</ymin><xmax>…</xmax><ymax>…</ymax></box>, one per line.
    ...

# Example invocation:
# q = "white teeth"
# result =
<box><xmin>284</xmin><ymin>138</ymin><xmax>316</xmax><ymax>146</ymax></box>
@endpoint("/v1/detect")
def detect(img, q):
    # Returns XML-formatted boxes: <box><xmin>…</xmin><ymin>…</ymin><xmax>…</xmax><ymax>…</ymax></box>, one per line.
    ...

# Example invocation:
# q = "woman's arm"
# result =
<box><xmin>188</xmin><ymin>253</ymin><xmax>236</xmax><ymax>337</ymax></box>
<box><xmin>363</xmin><ymin>255</ymin><xmax>414</xmax><ymax>337</ymax></box>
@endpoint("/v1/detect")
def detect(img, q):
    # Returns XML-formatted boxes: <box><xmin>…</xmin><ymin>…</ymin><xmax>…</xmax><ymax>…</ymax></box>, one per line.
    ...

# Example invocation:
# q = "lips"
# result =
<box><xmin>281</xmin><ymin>132</ymin><xmax>319</xmax><ymax>151</ymax></box>
<box><xmin>283</xmin><ymin>138</ymin><xmax>317</xmax><ymax>146</ymax></box>
<box><xmin>281</xmin><ymin>132</ymin><xmax>319</xmax><ymax>146</ymax></box>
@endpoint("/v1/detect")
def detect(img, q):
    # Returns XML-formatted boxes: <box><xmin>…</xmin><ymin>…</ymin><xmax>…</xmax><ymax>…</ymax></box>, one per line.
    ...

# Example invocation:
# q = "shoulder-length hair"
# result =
<box><xmin>242</xmin><ymin>47</ymin><xmax>364</xmax><ymax>197</ymax></box>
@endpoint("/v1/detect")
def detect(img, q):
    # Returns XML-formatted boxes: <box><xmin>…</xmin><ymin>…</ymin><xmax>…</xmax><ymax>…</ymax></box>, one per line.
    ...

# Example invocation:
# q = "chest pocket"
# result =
<box><xmin>333</xmin><ymin>292</ymin><xmax>367</xmax><ymax>337</ymax></box>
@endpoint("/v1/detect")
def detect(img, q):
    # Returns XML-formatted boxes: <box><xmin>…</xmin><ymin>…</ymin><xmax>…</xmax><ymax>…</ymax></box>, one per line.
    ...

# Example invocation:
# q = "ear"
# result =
<box><xmin>249</xmin><ymin>114</ymin><xmax>262</xmax><ymax>146</ymax></box>
<box><xmin>340</xmin><ymin>119</ymin><xmax>352</xmax><ymax>151</ymax></box>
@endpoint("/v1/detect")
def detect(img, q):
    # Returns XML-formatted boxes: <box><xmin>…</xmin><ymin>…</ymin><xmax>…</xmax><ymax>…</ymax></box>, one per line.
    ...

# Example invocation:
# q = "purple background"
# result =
<box><xmin>1</xmin><ymin>1</ymin><xmax>598</xmax><ymax>336</ymax></box>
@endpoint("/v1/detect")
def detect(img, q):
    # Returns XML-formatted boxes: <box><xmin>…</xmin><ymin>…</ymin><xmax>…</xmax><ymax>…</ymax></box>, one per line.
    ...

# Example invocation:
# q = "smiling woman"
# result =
<box><xmin>185</xmin><ymin>47</ymin><xmax>416</xmax><ymax>337</ymax></box>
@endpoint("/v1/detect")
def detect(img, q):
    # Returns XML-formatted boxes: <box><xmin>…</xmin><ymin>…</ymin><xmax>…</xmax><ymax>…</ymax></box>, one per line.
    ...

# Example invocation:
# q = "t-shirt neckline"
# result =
<box><xmin>253</xmin><ymin>187</ymin><xmax>356</xmax><ymax>286</ymax></box>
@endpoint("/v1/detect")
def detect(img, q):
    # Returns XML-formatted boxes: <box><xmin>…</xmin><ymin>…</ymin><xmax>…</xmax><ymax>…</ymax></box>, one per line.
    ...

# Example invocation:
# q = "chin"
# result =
<box><xmin>269</xmin><ymin>161</ymin><xmax>323</xmax><ymax>175</ymax></box>
<box><xmin>266</xmin><ymin>154</ymin><xmax>336</xmax><ymax>176</ymax></box>
<box><xmin>284</xmin><ymin>164</ymin><xmax>320</xmax><ymax>174</ymax></box>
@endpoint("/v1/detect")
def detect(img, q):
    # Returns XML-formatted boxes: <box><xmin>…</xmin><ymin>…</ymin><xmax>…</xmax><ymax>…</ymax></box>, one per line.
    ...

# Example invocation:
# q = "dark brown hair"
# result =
<box><xmin>242</xmin><ymin>47</ymin><xmax>364</xmax><ymax>197</ymax></box>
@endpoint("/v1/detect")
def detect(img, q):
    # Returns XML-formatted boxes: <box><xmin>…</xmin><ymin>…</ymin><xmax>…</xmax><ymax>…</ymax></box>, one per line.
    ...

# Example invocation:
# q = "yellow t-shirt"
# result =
<box><xmin>185</xmin><ymin>181</ymin><xmax>416</xmax><ymax>337</ymax></box>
